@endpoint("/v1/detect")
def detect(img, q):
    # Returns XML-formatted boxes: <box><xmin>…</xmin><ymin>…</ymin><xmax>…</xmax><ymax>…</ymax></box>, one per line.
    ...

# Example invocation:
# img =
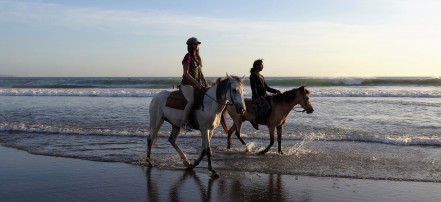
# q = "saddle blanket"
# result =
<box><xmin>165</xmin><ymin>90</ymin><xmax>186</xmax><ymax>110</ymax></box>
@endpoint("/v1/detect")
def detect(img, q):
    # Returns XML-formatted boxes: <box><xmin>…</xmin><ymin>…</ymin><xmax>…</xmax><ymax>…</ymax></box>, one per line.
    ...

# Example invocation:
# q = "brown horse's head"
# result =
<box><xmin>298</xmin><ymin>85</ymin><xmax>314</xmax><ymax>114</ymax></box>
<box><xmin>273</xmin><ymin>85</ymin><xmax>314</xmax><ymax>114</ymax></box>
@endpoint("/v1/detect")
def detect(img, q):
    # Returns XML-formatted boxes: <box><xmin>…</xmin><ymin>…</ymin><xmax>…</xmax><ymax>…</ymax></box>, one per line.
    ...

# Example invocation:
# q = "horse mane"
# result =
<box><xmin>272</xmin><ymin>84</ymin><xmax>310</xmax><ymax>104</ymax></box>
<box><xmin>213</xmin><ymin>76</ymin><xmax>244</xmax><ymax>103</ymax></box>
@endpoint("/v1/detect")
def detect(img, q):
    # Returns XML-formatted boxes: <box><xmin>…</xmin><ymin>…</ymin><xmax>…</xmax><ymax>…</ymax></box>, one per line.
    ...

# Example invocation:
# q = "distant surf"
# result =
<box><xmin>1</xmin><ymin>86</ymin><xmax>440</xmax><ymax>98</ymax></box>
<box><xmin>1</xmin><ymin>77</ymin><xmax>440</xmax><ymax>88</ymax></box>
<box><xmin>1</xmin><ymin>77</ymin><xmax>440</xmax><ymax>97</ymax></box>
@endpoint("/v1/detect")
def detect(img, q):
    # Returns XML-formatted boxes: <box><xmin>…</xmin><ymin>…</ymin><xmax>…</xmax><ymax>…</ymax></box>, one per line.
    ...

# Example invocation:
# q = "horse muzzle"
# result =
<box><xmin>306</xmin><ymin>108</ymin><xmax>314</xmax><ymax>114</ymax></box>
<box><xmin>235</xmin><ymin>104</ymin><xmax>245</xmax><ymax>114</ymax></box>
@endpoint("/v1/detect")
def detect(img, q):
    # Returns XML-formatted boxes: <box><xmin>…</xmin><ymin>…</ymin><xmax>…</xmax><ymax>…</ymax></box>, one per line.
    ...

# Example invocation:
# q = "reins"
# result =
<box><xmin>204</xmin><ymin>90</ymin><xmax>218</xmax><ymax>103</ymax></box>
<box><xmin>203</xmin><ymin>78</ymin><xmax>234</xmax><ymax>106</ymax></box>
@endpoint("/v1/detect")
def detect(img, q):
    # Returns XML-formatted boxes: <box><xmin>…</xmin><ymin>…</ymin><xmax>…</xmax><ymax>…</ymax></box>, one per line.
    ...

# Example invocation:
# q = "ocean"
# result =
<box><xmin>1</xmin><ymin>77</ymin><xmax>441</xmax><ymax>182</ymax></box>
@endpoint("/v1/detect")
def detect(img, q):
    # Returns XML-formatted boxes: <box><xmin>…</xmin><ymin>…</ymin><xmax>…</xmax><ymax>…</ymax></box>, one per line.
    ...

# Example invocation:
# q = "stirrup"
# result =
<box><xmin>181</xmin><ymin>122</ymin><xmax>193</xmax><ymax>132</ymax></box>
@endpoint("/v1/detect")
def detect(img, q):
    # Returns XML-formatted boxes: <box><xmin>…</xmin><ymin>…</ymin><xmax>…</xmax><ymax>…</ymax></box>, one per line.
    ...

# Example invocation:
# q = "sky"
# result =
<box><xmin>0</xmin><ymin>0</ymin><xmax>440</xmax><ymax>77</ymax></box>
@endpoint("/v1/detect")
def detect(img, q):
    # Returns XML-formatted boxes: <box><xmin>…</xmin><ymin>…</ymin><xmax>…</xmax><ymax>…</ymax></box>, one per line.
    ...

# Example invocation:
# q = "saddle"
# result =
<box><xmin>165</xmin><ymin>87</ymin><xmax>207</xmax><ymax>110</ymax></box>
<box><xmin>165</xmin><ymin>87</ymin><xmax>208</xmax><ymax>130</ymax></box>
<box><xmin>247</xmin><ymin>96</ymin><xmax>272</xmax><ymax>125</ymax></box>
<box><xmin>244</xmin><ymin>98</ymin><xmax>258</xmax><ymax>116</ymax></box>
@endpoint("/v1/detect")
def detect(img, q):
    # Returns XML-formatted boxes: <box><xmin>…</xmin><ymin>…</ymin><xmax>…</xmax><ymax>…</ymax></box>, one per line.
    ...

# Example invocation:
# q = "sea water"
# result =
<box><xmin>1</xmin><ymin>77</ymin><xmax>441</xmax><ymax>182</ymax></box>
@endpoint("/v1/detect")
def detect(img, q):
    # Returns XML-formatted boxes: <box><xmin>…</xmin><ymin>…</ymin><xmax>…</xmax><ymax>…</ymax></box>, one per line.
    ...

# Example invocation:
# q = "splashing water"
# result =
<box><xmin>287</xmin><ymin>132</ymin><xmax>326</xmax><ymax>157</ymax></box>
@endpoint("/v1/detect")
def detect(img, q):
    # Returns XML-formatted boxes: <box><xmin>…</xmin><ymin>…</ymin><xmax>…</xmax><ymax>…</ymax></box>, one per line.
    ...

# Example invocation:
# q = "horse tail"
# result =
<box><xmin>220</xmin><ymin>107</ymin><xmax>229</xmax><ymax>134</ymax></box>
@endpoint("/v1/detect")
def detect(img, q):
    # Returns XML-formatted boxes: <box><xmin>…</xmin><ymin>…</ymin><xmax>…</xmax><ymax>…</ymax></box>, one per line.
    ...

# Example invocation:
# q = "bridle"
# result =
<box><xmin>225</xmin><ymin>78</ymin><xmax>237</xmax><ymax>106</ymax></box>
<box><xmin>293</xmin><ymin>90</ymin><xmax>310</xmax><ymax>113</ymax></box>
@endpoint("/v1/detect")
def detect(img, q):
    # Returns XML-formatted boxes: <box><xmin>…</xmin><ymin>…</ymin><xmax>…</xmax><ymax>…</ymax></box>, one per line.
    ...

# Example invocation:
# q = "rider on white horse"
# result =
<box><xmin>181</xmin><ymin>37</ymin><xmax>209</xmax><ymax>131</ymax></box>
<box><xmin>146</xmin><ymin>75</ymin><xmax>246</xmax><ymax>178</ymax></box>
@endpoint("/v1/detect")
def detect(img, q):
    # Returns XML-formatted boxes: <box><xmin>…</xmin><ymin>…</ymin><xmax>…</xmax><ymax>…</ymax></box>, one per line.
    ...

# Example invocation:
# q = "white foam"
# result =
<box><xmin>1</xmin><ymin>86</ymin><xmax>441</xmax><ymax>98</ymax></box>
<box><xmin>0</xmin><ymin>88</ymin><xmax>163</xmax><ymax>97</ymax></box>
<box><xmin>0</xmin><ymin>122</ymin><xmax>149</xmax><ymax>137</ymax></box>
<box><xmin>246</xmin><ymin>142</ymin><xmax>256</xmax><ymax>152</ymax></box>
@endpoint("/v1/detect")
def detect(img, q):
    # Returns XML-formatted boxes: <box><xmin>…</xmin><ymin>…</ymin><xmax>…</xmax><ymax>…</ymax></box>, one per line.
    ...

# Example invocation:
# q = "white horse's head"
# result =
<box><xmin>215</xmin><ymin>76</ymin><xmax>246</xmax><ymax>114</ymax></box>
<box><xmin>226</xmin><ymin>76</ymin><xmax>246</xmax><ymax>114</ymax></box>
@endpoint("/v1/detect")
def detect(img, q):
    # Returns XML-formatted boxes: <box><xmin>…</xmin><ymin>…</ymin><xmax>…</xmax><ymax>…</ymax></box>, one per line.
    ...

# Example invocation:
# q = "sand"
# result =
<box><xmin>1</xmin><ymin>145</ymin><xmax>440</xmax><ymax>202</ymax></box>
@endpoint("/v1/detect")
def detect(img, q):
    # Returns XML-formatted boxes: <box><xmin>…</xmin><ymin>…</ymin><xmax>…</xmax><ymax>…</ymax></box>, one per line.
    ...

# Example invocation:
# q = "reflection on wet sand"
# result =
<box><xmin>168</xmin><ymin>170</ymin><xmax>214</xmax><ymax>202</ymax></box>
<box><xmin>143</xmin><ymin>167</ymin><xmax>295</xmax><ymax>202</ymax></box>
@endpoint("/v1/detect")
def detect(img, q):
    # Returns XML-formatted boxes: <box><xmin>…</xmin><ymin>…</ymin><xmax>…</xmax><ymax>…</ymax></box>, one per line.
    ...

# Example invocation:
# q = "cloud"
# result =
<box><xmin>2</xmin><ymin>0</ymin><xmax>440</xmax><ymax>40</ymax></box>
<box><xmin>0</xmin><ymin>0</ymin><xmax>373</xmax><ymax>38</ymax></box>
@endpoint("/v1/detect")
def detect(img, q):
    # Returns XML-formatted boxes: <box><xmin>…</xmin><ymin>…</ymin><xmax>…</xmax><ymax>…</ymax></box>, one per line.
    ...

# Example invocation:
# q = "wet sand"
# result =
<box><xmin>1</xmin><ymin>145</ymin><xmax>441</xmax><ymax>201</ymax></box>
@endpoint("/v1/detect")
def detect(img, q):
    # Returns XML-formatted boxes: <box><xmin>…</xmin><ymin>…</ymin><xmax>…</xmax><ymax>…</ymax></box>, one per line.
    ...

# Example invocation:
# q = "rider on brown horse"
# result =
<box><xmin>249</xmin><ymin>59</ymin><xmax>281</xmax><ymax>129</ymax></box>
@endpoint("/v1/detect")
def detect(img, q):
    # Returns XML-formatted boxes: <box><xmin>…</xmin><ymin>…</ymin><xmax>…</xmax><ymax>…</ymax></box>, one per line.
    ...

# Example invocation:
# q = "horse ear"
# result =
<box><xmin>301</xmin><ymin>83</ymin><xmax>307</xmax><ymax>91</ymax></box>
<box><xmin>242</xmin><ymin>75</ymin><xmax>245</xmax><ymax>79</ymax></box>
<box><xmin>226</xmin><ymin>73</ymin><xmax>229</xmax><ymax>77</ymax></box>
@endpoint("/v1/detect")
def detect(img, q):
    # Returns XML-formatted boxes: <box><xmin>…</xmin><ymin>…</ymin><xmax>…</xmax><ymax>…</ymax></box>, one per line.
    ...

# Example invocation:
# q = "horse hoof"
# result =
<box><xmin>183</xmin><ymin>160</ymin><xmax>191</xmax><ymax>167</ymax></box>
<box><xmin>186</xmin><ymin>164</ymin><xmax>195</xmax><ymax>170</ymax></box>
<box><xmin>278</xmin><ymin>151</ymin><xmax>284</xmax><ymax>155</ymax></box>
<box><xmin>145</xmin><ymin>158</ymin><xmax>154</xmax><ymax>167</ymax></box>
<box><xmin>257</xmin><ymin>150</ymin><xmax>266</xmax><ymax>155</ymax></box>
<box><xmin>211</xmin><ymin>171</ymin><xmax>219</xmax><ymax>178</ymax></box>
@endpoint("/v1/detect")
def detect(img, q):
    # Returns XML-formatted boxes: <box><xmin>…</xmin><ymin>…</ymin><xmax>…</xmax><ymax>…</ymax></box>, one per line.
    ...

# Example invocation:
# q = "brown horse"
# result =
<box><xmin>221</xmin><ymin>85</ymin><xmax>314</xmax><ymax>155</ymax></box>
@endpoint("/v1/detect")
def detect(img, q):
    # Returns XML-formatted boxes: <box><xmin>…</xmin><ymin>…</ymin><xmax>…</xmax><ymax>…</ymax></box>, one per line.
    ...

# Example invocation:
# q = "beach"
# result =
<box><xmin>1</xmin><ymin>145</ymin><xmax>441</xmax><ymax>202</ymax></box>
<box><xmin>2</xmin><ymin>0</ymin><xmax>441</xmax><ymax>200</ymax></box>
<box><xmin>1</xmin><ymin>77</ymin><xmax>441</xmax><ymax>201</ymax></box>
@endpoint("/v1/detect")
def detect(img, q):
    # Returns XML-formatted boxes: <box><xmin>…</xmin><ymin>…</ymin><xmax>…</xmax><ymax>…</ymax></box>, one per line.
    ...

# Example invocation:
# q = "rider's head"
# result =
<box><xmin>186</xmin><ymin>37</ymin><xmax>202</xmax><ymax>66</ymax></box>
<box><xmin>186</xmin><ymin>37</ymin><xmax>201</xmax><ymax>52</ymax></box>
<box><xmin>250</xmin><ymin>59</ymin><xmax>263</xmax><ymax>73</ymax></box>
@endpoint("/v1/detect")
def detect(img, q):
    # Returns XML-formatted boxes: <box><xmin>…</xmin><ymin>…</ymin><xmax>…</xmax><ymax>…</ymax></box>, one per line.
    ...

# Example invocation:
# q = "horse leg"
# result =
<box><xmin>227</xmin><ymin>124</ymin><xmax>236</xmax><ymax>149</ymax></box>
<box><xmin>234</xmin><ymin>120</ymin><xmax>246</xmax><ymax>145</ymax></box>
<box><xmin>188</xmin><ymin>130</ymin><xmax>218</xmax><ymax>177</ymax></box>
<box><xmin>206</xmin><ymin>147</ymin><xmax>219</xmax><ymax>178</ymax></box>
<box><xmin>169</xmin><ymin>125</ymin><xmax>190</xmax><ymax>166</ymax></box>
<box><xmin>187</xmin><ymin>148</ymin><xmax>206</xmax><ymax>170</ymax></box>
<box><xmin>187</xmin><ymin>129</ymin><xmax>209</xmax><ymax>170</ymax></box>
<box><xmin>207</xmin><ymin>130</ymin><xmax>219</xmax><ymax>178</ymax></box>
<box><xmin>258</xmin><ymin>127</ymin><xmax>275</xmax><ymax>155</ymax></box>
<box><xmin>277</xmin><ymin>125</ymin><xmax>284</xmax><ymax>155</ymax></box>
<box><xmin>146</xmin><ymin>117</ymin><xmax>164</xmax><ymax>167</ymax></box>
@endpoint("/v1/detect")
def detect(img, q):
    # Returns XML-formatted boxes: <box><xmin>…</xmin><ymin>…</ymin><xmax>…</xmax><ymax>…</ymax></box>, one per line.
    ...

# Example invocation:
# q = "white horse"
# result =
<box><xmin>146</xmin><ymin>76</ymin><xmax>245</xmax><ymax>177</ymax></box>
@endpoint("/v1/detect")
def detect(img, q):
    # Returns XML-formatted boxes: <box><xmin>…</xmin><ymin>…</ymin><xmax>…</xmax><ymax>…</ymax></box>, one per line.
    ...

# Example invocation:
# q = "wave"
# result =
<box><xmin>0</xmin><ymin>123</ymin><xmax>149</xmax><ymax>137</ymax></box>
<box><xmin>327</xmin><ymin>135</ymin><xmax>441</xmax><ymax>147</ymax></box>
<box><xmin>11</xmin><ymin>84</ymin><xmax>96</xmax><ymax>88</ymax></box>
<box><xmin>1</xmin><ymin>77</ymin><xmax>441</xmax><ymax>89</ymax></box>
<box><xmin>261</xmin><ymin>77</ymin><xmax>441</xmax><ymax>87</ymax></box>
<box><xmin>0</xmin><ymin>88</ymin><xmax>163</xmax><ymax>97</ymax></box>
<box><xmin>243</xmin><ymin>132</ymin><xmax>441</xmax><ymax>147</ymax></box>
<box><xmin>1</xmin><ymin>87</ymin><xmax>440</xmax><ymax>98</ymax></box>
<box><xmin>310</xmin><ymin>87</ymin><xmax>441</xmax><ymax>98</ymax></box>
<box><xmin>238</xmin><ymin>77</ymin><xmax>441</xmax><ymax>87</ymax></box>
<box><xmin>2</xmin><ymin>123</ymin><xmax>441</xmax><ymax>147</ymax></box>
<box><xmin>1</xmin><ymin>77</ymin><xmax>182</xmax><ymax>88</ymax></box>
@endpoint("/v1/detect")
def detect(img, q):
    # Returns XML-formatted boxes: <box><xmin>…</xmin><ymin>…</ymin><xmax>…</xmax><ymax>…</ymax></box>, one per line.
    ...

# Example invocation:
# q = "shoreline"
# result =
<box><xmin>1</xmin><ymin>144</ymin><xmax>441</xmax><ymax>201</ymax></box>
<box><xmin>2</xmin><ymin>132</ymin><xmax>441</xmax><ymax>183</ymax></box>
<box><xmin>2</xmin><ymin>131</ymin><xmax>441</xmax><ymax>183</ymax></box>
